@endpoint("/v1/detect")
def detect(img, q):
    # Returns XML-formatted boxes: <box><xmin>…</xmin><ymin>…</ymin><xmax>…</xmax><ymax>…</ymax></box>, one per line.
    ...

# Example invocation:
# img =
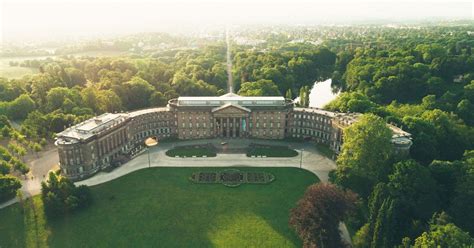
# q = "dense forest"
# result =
<box><xmin>321</xmin><ymin>25</ymin><xmax>474</xmax><ymax>246</ymax></box>
<box><xmin>1</xmin><ymin>23</ymin><xmax>474</xmax><ymax>246</ymax></box>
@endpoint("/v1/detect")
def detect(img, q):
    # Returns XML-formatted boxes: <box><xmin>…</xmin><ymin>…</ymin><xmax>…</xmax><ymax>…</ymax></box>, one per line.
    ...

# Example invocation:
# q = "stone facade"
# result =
<box><xmin>55</xmin><ymin>93</ymin><xmax>412</xmax><ymax>180</ymax></box>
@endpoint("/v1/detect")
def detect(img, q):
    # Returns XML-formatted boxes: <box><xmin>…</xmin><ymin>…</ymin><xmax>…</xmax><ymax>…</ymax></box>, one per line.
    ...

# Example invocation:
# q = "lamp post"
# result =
<box><xmin>299</xmin><ymin>148</ymin><xmax>304</xmax><ymax>169</ymax></box>
<box><xmin>145</xmin><ymin>136</ymin><xmax>159</xmax><ymax>168</ymax></box>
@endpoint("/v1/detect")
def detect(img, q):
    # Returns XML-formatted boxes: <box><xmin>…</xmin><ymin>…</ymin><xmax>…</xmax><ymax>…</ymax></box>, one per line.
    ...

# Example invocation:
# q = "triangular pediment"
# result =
<box><xmin>212</xmin><ymin>103</ymin><xmax>250</xmax><ymax>114</ymax></box>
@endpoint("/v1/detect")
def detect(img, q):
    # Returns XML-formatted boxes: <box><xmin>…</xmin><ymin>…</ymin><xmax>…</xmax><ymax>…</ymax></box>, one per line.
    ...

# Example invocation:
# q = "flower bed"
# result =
<box><xmin>190</xmin><ymin>169</ymin><xmax>275</xmax><ymax>187</ymax></box>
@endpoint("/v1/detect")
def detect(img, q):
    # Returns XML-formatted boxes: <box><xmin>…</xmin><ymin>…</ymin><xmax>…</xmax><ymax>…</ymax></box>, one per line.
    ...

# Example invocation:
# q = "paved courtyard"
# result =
<box><xmin>77</xmin><ymin>139</ymin><xmax>336</xmax><ymax>187</ymax></box>
<box><xmin>1</xmin><ymin>139</ymin><xmax>336</xmax><ymax>209</ymax></box>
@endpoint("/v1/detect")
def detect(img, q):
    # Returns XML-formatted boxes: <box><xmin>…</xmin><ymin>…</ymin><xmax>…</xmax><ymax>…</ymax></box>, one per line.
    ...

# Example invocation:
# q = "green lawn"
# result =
<box><xmin>315</xmin><ymin>143</ymin><xmax>336</xmax><ymax>159</ymax></box>
<box><xmin>247</xmin><ymin>145</ymin><xmax>299</xmax><ymax>157</ymax></box>
<box><xmin>165</xmin><ymin>145</ymin><xmax>216</xmax><ymax>157</ymax></box>
<box><xmin>0</xmin><ymin>167</ymin><xmax>318</xmax><ymax>247</ymax></box>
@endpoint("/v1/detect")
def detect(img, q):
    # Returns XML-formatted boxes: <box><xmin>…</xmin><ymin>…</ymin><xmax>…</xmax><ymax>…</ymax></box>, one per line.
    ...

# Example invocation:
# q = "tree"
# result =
<box><xmin>383</xmin><ymin>160</ymin><xmax>440</xmax><ymax>242</ymax></box>
<box><xmin>299</xmin><ymin>86</ymin><xmax>310</xmax><ymax>107</ymax></box>
<box><xmin>41</xmin><ymin>170</ymin><xmax>92</xmax><ymax>218</ymax></box>
<box><xmin>237</xmin><ymin>79</ymin><xmax>281</xmax><ymax>96</ymax></box>
<box><xmin>81</xmin><ymin>87</ymin><xmax>99</xmax><ymax>113</ymax></box>
<box><xmin>421</xmin><ymin>109</ymin><xmax>470</xmax><ymax>161</ymax></box>
<box><xmin>289</xmin><ymin>183</ymin><xmax>357</xmax><ymax>248</ymax></box>
<box><xmin>354</xmin><ymin>183</ymin><xmax>401</xmax><ymax>248</ymax></box>
<box><xmin>64</xmin><ymin>67</ymin><xmax>86</xmax><ymax>87</ymax></box>
<box><xmin>401</xmin><ymin>116</ymin><xmax>439</xmax><ymax>165</ymax></box>
<box><xmin>12</xmin><ymin>158</ymin><xmax>29</xmax><ymax>175</ymax></box>
<box><xmin>97</xmin><ymin>90</ymin><xmax>122</xmax><ymax>113</ymax></box>
<box><xmin>31</xmin><ymin>143</ymin><xmax>42</xmax><ymax>158</ymax></box>
<box><xmin>388</xmin><ymin>160</ymin><xmax>440</xmax><ymax>222</ymax></box>
<box><xmin>0</xmin><ymin>161</ymin><xmax>11</xmax><ymax>175</ymax></box>
<box><xmin>285</xmin><ymin>88</ymin><xmax>293</xmax><ymax>100</ymax></box>
<box><xmin>429</xmin><ymin>160</ymin><xmax>463</xmax><ymax>209</ymax></box>
<box><xmin>356</xmin><ymin>160</ymin><xmax>442</xmax><ymax>247</ymax></box>
<box><xmin>45</xmin><ymin>87</ymin><xmax>81</xmax><ymax>112</ymax></box>
<box><xmin>449</xmin><ymin>151</ymin><xmax>474</xmax><ymax>234</ymax></box>
<box><xmin>325</xmin><ymin>92</ymin><xmax>377</xmax><ymax>113</ymax></box>
<box><xmin>0</xmin><ymin>115</ymin><xmax>11</xmax><ymax>129</ymax></box>
<box><xmin>370</xmin><ymin>197</ymin><xmax>399</xmax><ymax>248</ymax></box>
<box><xmin>0</xmin><ymin>175</ymin><xmax>21</xmax><ymax>203</ymax></box>
<box><xmin>8</xmin><ymin>94</ymin><xmax>35</xmax><ymax>120</ymax></box>
<box><xmin>456</xmin><ymin>99</ymin><xmax>474</xmax><ymax>126</ymax></box>
<box><xmin>334</xmin><ymin>114</ymin><xmax>393</xmax><ymax>198</ymax></box>
<box><xmin>414</xmin><ymin>213</ymin><xmax>474</xmax><ymax>248</ymax></box>
<box><xmin>149</xmin><ymin>91</ymin><xmax>167</xmax><ymax>107</ymax></box>
<box><xmin>122</xmin><ymin>77</ymin><xmax>155</xmax><ymax>110</ymax></box>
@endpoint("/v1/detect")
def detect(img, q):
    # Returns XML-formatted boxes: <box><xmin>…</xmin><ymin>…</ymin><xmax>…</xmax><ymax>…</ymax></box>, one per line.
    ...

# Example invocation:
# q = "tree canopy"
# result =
<box><xmin>290</xmin><ymin>183</ymin><xmax>357</xmax><ymax>248</ymax></box>
<box><xmin>334</xmin><ymin>114</ymin><xmax>393</xmax><ymax>198</ymax></box>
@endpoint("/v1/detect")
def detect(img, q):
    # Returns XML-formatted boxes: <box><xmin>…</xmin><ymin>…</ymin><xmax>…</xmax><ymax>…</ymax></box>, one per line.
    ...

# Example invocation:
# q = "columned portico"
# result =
<box><xmin>212</xmin><ymin>103</ymin><xmax>251</xmax><ymax>138</ymax></box>
<box><xmin>213</xmin><ymin>116</ymin><xmax>247</xmax><ymax>138</ymax></box>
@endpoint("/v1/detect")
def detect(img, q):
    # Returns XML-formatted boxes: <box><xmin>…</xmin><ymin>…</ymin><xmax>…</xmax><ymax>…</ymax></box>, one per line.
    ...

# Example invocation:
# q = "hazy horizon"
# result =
<box><xmin>1</xmin><ymin>0</ymin><xmax>473</xmax><ymax>43</ymax></box>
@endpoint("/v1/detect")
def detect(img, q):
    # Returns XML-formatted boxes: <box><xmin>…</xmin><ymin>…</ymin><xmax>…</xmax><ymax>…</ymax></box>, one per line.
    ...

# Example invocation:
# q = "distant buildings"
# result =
<box><xmin>55</xmin><ymin>93</ymin><xmax>412</xmax><ymax>180</ymax></box>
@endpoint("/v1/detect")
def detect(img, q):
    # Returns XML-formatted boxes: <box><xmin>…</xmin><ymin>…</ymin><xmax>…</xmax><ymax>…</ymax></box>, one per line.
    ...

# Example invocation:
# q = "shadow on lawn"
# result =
<box><xmin>5</xmin><ymin>167</ymin><xmax>317</xmax><ymax>247</ymax></box>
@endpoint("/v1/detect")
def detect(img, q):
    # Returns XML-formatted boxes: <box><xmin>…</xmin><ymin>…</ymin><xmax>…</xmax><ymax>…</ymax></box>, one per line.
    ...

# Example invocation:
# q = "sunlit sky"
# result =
<box><xmin>1</xmin><ymin>0</ymin><xmax>473</xmax><ymax>42</ymax></box>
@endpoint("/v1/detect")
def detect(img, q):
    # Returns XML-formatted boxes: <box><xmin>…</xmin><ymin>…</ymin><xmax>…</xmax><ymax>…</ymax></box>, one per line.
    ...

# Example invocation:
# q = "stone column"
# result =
<box><xmin>226</xmin><ymin>117</ymin><xmax>230</xmax><ymax>137</ymax></box>
<box><xmin>240</xmin><ymin>117</ymin><xmax>244</xmax><ymax>137</ymax></box>
<box><xmin>218</xmin><ymin>118</ymin><xmax>221</xmax><ymax>137</ymax></box>
<box><xmin>245</xmin><ymin>117</ymin><xmax>250</xmax><ymax>137</ymax></box>
<box><xmin>237</xmin><ymin>117</ymin><xmax>241</xmax><ymax>137</ymax></box>
<box><xmin>213</xmin><ymin>117</ymin><xmax>217</xmax><ymax>137</ymax></box>
<box><xmin>231</xmin><ymin>117</ymin><xmax>235</xmax><ymax>138</ymax></box>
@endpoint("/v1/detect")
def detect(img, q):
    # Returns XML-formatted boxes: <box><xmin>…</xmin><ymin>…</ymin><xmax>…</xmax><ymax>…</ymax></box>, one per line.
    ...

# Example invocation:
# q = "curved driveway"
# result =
<box><xmin>77</xmin><ymin>139</ymin><xmax>336</xmax><ymax>187</ymax></box>
<box><xmin>0</xmin><ymin>139</ymin><xmax>351</xmax><ymax>245</ymax></box>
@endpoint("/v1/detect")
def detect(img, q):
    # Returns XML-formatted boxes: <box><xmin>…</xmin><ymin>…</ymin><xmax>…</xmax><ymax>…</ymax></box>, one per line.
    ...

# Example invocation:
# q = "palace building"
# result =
<box><xmin>55</xmin><ymin>93</ymin><xmax>412</xmax><ymax>180</ymax></box>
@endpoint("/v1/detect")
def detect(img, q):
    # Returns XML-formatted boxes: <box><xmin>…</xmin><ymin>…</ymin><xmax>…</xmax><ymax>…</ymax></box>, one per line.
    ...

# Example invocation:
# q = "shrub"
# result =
<box><xmin>0</xmin><ymin>160</ymin><xmax>11</xmax><ymax>175</ymax></box>
<box><xmin>0</xmin><ymin>175</ymin><xmax>21</xmax><ymax>203</ymax></box>
<box><xmin>41</xmin><ymin>171</ymin><xmax>92</xmax><ymax>218</ymax></box>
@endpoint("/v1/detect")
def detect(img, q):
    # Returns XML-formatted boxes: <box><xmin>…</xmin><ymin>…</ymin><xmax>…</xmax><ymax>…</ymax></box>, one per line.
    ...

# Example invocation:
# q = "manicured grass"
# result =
<box><xmin>315</xmin><ymin>143</ymin><xmax>336</xmax><ymax>159</ymax></box>
<box><xmin>0</xmin><ymin>167</ymin><xmax>318</xmax><ymax>247</ymax></box>
<box><xmin>247</xmin><ymin>145</ymin><xmax>299</xmax><ymax>157</ymax></box>
<box><xmin>166</xmin><ymin>145</ymin><xmax>216</xmax><ymax>157</ymax></box>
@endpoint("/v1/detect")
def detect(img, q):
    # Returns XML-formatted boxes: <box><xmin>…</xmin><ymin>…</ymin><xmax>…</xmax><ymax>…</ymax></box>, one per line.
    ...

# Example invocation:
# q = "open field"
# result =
<box><xmin>0</xmin><ymin>61</ymin><xmax>38</xmax><ymax>79</ymax></box>
<box><xmin>0</xmin><ymin>167</ymin><xmax>319</xmax><ymax>247</ymax></box>
<box><xmin>0</xmin><ymin>51</ymin><xmax>126</xmax><ymax>79</ymax></box>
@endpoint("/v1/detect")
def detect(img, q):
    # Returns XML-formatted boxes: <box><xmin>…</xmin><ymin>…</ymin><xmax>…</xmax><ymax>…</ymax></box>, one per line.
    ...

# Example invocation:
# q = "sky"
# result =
<box><xmin>1</xmin><ymin>0</ymin><xmax>473</xmax><ymax>42</ymax></box>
